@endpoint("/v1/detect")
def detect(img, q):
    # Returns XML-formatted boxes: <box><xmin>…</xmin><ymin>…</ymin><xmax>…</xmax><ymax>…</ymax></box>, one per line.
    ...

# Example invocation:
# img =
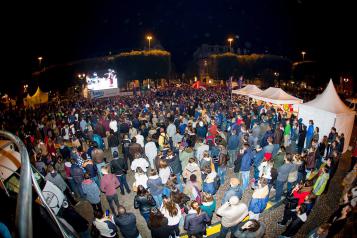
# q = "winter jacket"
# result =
<box><xmin>145</xmin><ymin>141</ymin><xmax>158</xmax><ymax>161</ymax></box>
<box><xmin>70</xmin><ymin>164</ymin><xmax>84</xmax><ymax>184</ymax></box>
<box><xmin>240</xmin><ymin>149</ymin><xmax>253</xmax><ymax>172</ymax></box>
<box><xmin>134</xmin><ymin>194</ymin><xmax>156</xmax><ymax>214</ymax></box>
<box><xmin>184</xmin><ymin>210</ymin><xmax>210</xmax><ymax>235</ymax></box>
<box><xmin>200</xmin><ymin>200</ymin><xmax>216</xmax><ymax>218</ymax></box>
<box><xmin>131</xmin><ymin>158</ymin><xmax>149</xmax><ymax>172</ymax></box>
<box><xmin>165</xmin><ymin>155</ymin><xmax>182</xmax><ymax>174</ymax></box>
<box><xmin>227</xmin><ymin>134</ymin><xmax>240</xmax><ymax>150</ymax></box>
<box><xmin>110</xmin><ymin>158</ymin><xmax>127</xmax><ymax>176</ymax></box>
<box><xmin>216</xmin><ymin>201</ymin><xmax>248</xmax><ymax>228</ymax></box>
<box><xmin>273</xmin><ymin>152</ymin><xmax>286</xmax><ymax>169</ymax></box>
<box><xmin>100</xmin><ymin>174</ymin><xmax>120</xmax><ymax>196</ymax></box>
<box><xmin>313</xmin><ymin>173</ymin><xmax>329</xmax><ymax>195</ymax></box>
<box><xmin>45</xmin><ymin>172</ymin><xmax>67</xmax><ymax>192</ymax></box>
<box><xmin>253</xmin><ymin>150</ymin><xmax>265</xmax><ymax>167</ymax></box>
<box><xmin>248</xmin><ymin>185</ymin><xmax>269</xmax><ymax>214</ymax></box>
<box><xmin>147</xmin><ymin>175</ymin><xmax>164</xmax><ymax>196</ymax></box>
<box><xmin>293</xmin><ymin>188</ymin><xmax>312</xmax><ymax>205</ymax></box>
<box><xmin>108</xmin><ymin>134</ymin><xmax>119</xmax><ymax>148</ymax></box>
<box><xmin>82</xmin><ymin>160</ymin><xmax>97</xmax><ymax>178</ymax></box>
<box><xmin>234</xmin><ymin>221</ymin><xmax>266</xmax><ymax>238</ymax></box>
<box><xmin>82</xmin><ymin>179</ymin><xmax>101</xmax><ymax>204</ymax></box>
<box><xmin>277</xmin><ymin>163</ymin><xmax>295</xmax><ymax>182</ymax></box>
<box><xmin>148</xmin><ymin>217</ymin><xmax>171</xmax><ymax>238</ymax></box>
<box><xmin>114</xmin><ymin>213</ymin><xmax>140</xmax><ymax>238</ymax></box>
<box><xmin>273</xmin><ymin>129</ymin><xmax>283</xmax><ymax>145</ymax></box>
<box><xmin>222</xmin><ymin>186</ymin><xmax>243</xmax><ymax>204</ymax></box>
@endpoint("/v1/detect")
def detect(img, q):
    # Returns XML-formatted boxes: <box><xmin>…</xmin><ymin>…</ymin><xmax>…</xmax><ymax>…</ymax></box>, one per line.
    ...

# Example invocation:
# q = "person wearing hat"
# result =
<box><xmin>216</xmin><ymin>196</ymin><xmax>248</xmax><ymax>238</ymax></box>
<box><xmin>221</xmin><ymin>177</ymin><xmax>243</xmax><ymax>204</ymax></box>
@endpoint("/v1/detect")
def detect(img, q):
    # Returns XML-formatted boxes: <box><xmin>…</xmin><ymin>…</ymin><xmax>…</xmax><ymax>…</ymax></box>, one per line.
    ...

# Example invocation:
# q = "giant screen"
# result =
<box><xmin>86</xmin><ymin>69</ymin><xmax>118</xmax><ymax>90</ymax></box>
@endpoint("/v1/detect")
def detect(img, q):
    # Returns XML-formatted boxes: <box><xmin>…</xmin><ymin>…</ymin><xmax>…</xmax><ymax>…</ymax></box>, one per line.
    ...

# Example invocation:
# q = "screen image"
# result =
<box><xmin>86</xmin><ymin>69</ymin><xmax>118</xmax><ymax>90</ymax></box>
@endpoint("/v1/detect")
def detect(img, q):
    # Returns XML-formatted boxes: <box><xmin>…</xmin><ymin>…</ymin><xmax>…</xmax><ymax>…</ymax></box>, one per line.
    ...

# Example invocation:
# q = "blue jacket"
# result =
<box><xmin>248</xmin><ymin>196</ymin><xmax>269</xmax><ymax>214</ymax></box>
<box><xmin>227</xmin><ymin>134</ymin><xmax>240</xmax><ymax>150</ymax></box>
<box><xmin>222</xmin><ymin>186</ymin><xmax>243</xmax><ymax>204</ymax></box>
<box><xmin>240</xmin><ymin>149</ymin><xmax>253</xmax><ymax>172</ymax></box>
<box><xmin>253</xmin><ymin>150</ymin><xmax>265</xmax><ymax>167</ymax></box>
<box><xmin>196</xmin><ymin>126</ymin><xmax>207</xmax><ymax>139</ymax></box>
<box><xmin>307</xmin><ymin>125</ymin><xmax>314</xmax><ymax>137</ymax></box>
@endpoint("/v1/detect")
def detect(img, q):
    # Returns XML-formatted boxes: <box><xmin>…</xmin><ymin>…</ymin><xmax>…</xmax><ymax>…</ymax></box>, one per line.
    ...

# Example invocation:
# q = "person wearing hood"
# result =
<box><xmin>239</xmin><ymin>143</ymin><xmax>253</xmax><ymax>191</ymax></box>
<box><xmin>147</xmin><ymin>169</ymin><xmax>164</xmax><ymax>207</ymax></box>
<box><xmin>216</xmin><ymin>196</ymin><xmax>248</xmax><ymax>238</ymax></box>
<box><xmin>233</xmin><ymin>219</ymin><xmax>266</xmax><ymax>238</ymax></box>
<box><xmin>248</xmin><ymin>178</ymin><xmax>269</xmax><ymax>220</ymax></box>
<box><xmin>82</xmin><ymin>172</ymin><xmax>102</xmax><ymax>213</ymax></box>
<box><xmin>222</xmin><ymin>178</ymin><xmax>243</xmax><ymax>204</ymax></box>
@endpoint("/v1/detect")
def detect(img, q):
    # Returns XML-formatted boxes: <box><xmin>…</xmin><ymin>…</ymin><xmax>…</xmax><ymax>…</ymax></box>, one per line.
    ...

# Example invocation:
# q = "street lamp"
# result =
<box><xmin>38</xmin><ymin>56</ymin><xmax>43</xmax><ymax>70</ymax></box>
<box><xmin>301</xmin><ymin>51</ymin><xmax>306</xmax><ymax>62</ymax></box>
<box><xmin>146</xmin><ymin>35</ymin><xmax>153</xmax><ymax>51</ymax></box>
<box><xmin>227</xmin><ymin>38</ymin><xmax>234</xmax><ymax>52</ymax></box>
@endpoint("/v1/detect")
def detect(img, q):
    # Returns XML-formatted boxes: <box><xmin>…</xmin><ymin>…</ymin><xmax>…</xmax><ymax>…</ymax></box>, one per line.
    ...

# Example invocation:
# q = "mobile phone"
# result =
<box><xmin>105</xmin><ymin>209</ymin><xmax>110</xmax><ymax>216</ymax></box>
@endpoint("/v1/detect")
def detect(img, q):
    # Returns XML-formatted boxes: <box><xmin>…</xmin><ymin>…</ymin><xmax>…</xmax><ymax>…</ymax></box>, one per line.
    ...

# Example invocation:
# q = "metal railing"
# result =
<box><xmin>0</xmin><ymin>130</ymin><xmax>33</xmax><ymax>238</ymax></box>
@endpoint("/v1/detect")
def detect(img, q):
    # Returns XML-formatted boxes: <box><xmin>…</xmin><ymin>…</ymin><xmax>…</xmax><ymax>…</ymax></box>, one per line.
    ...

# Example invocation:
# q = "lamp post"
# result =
<box><xmin>301</xmin><ymin>51</ymin><xmax>306</xmax><ymax>62</ymax></box>
<box><xmin>227</xmin><ymin>38</ymin><xmax>233</xmax><ymax>52</ymax></box>
<box><xmin>38</xmin><ymin>56</ymin><xmax>43</xmax><ymax>70</ymax></box>
<box><xmin>146</xmin><ymin>35</ymin><xmax>153</xmax><ymax>51</ymax></box>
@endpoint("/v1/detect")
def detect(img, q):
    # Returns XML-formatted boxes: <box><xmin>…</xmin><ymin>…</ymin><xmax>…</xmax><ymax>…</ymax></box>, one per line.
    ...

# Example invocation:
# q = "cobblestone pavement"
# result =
<box><xmin>81</xmin><ymin>149</ymin><xmax>351</xmax><ymax>238</ymax></box>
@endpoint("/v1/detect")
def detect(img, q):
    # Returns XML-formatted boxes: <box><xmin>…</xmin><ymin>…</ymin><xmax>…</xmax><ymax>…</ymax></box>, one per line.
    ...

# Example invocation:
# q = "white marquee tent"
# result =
<box><xmin>249</xmin><ymin>87</ymin><xmax>303</xmax><ymax>105</ymax></box>
<box><xmin>232</xmin><ymin>84</ymin><xmax>263</xmax><ymax>96</ymax></box>
<box><xmin>298</xmin><ymin>80</ymin><xmax>355</xmax><ymax>153</ymax></box>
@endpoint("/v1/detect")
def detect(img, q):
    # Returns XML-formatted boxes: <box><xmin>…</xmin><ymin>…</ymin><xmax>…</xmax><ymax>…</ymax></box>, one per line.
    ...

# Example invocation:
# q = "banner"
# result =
<box><xmin>89</xmin><ymin>88</ymin><xmax>133</xmax><ymax>99</ymax></box>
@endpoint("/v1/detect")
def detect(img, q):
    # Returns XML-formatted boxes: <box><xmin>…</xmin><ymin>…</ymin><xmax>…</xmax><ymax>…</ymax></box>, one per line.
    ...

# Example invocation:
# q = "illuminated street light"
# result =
<box><xmin>301</xmin><ymin>51</ymin><xmax>306</xmax><ymax>62</ymax></box>
<box><xmin>146</xmin><ymin>35</ymin><xmax>153</xmax><ymax>50</ymax></box>
<box><xmin>38</xmin><ymin>56</ymin><xmax>43</xmax><ymax>69</ymax></box>
<box><xmin>227</xmin><ymin>38</ymin><xmax>234</xmax><ymax>52</ymax></box>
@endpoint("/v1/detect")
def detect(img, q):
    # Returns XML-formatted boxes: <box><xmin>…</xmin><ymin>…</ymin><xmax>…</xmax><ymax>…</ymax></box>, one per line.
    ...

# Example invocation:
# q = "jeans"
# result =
<box><xmin>218</xmin><ymin>167</ymin><xmax>227</xmax><ymax>185</ymax></box>
<box><xmin>176</xmin><ymin>173</ymin><xmax>184</xmax><ymax>192</ymax></box>
<box><xmin>228</xmin><ymin>150</ymin><xmax>238</xmax><ymax>168</ymax></box>
<box><xmin>219</xmin><ymin>224</ymin><xmax>238</xmax><ymax>238</ymax></box>
<box><xmin>152</xmin><ymin>194</ymin><xmax>163</xmax><ymax>208</ymax></box>
<box><xmin>275</xmin><ymin>180</ymin><xmax>285</xmax><ymax>202</ymax></box>
<box><xmin>141</xmin><ymin>212</ymin><xmax>150</xmax><ymax>222</ymax></box>
<box><xmin>287</xmin><ymin>181</ymin><xmax>296</xmax><ymax>194</ymax></box>
<box><xmin>116</xmin><ymin>175</ymin><xmax>130</xmax><ymax>193</ymax></box>
<box><xmin>106</xmin><ymin>194</ymin><xmax>120</xmax><ymax>215</ymax></box>
<box><xmin>240</xmin><ymin>170</ymin><xmax>250</xmax><ymax>191</ymax></box>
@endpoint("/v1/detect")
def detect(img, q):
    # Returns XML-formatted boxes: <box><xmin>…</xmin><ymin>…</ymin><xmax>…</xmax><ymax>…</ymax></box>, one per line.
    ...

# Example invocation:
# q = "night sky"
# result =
<box><xmin>6</xmin><ymin>0</ymin><xmax>357</xmax><ymax>91</ymax></box>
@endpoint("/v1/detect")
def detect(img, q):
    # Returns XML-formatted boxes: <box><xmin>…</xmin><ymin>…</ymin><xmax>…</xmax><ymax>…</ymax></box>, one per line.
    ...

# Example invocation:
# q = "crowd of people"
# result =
<box><xmin>0</xmin><ymin>86</ymin><xmax>356</xmax><ymax>238</ymax></box>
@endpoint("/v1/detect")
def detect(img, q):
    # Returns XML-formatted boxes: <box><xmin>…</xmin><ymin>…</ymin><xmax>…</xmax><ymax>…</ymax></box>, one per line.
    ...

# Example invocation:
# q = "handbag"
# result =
<box><xmin>132</xmin><ymin>182</ymin><xmax>138</xmax><ymax>192</ymax></box>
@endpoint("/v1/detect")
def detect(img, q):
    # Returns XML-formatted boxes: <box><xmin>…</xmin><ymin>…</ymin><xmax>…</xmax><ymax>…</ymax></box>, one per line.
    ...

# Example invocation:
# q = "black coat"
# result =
<box><xmin>134</xmin><ymin>194</ymin><xmax>156</xmax><ymax>214</ymax></box>
<box><xmin>148</xmin><ymin>217</ymin><xmax>171</xmax><ymax>238</ymax></box>
<box><xmin>184</xmin><ymin>212</ymin><xmax>210</xmax><ymax>235</ymax></box>
<box><xmin>165</xmin><ymin>155</ymin><xmax>182</xmax><ymax>174</ymax></box>
<box><xmin>110</xmin><ymin>158</ymin><xmax>128</xmax><ymax>176</ymax></box>
<box><xmin>114</xmin><ymin>213</ymin><xmax>140</xmax><ymax>238</ymax></box>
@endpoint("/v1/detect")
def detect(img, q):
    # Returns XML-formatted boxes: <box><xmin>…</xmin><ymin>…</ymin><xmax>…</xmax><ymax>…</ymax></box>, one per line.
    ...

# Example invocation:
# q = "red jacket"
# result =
<box><xmin>293</xmin><ymin>190</ymin><xmax>311</xmax><ymax>205</ymax></box>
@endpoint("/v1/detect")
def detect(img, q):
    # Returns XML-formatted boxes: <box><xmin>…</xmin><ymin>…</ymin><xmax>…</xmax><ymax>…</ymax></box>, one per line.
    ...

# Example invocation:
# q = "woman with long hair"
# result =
<box><xmin>160</xmin><ymin>199</ymin><xmax>182</xmax><ymax>238</ymax></box>
<box><xmin>184</xmin><ymin>201</ymin><xmax>210</xmax><ymax>238</ymax></box>
<box><xmin>148</xmin><ymin>208</ymin><xmax>171</xmax><ymax>238</ymax></box>
<box><xmin>159</xmin><ymin>159</ymin><xmax>171</xmax><ymax>184</ymax></box>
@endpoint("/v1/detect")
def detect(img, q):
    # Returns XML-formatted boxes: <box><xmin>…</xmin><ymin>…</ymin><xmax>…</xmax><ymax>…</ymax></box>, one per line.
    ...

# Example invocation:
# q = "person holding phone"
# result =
<box><xmin>93</xmin><ymin>210</ymin><xmax>118</xmax><ymax>238</ymax></box>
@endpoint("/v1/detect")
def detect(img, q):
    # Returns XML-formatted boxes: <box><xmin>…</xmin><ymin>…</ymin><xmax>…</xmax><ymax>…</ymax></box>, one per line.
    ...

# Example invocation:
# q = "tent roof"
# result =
<box><xmin>32</xmin><ymin>87</ymin><xmax>47</xmax><ymax>97</ymax></box>
<box><xmin>232</xmin><ymin>84</ymin><xmax>262</xmax><ymax>96</ymax></box>
<box><xmin>302</xmin><ymin>80</ymin><xmax>354</xmax><ymax>115</ymax></box>
<box><xmin>250</xmin><ymin>87</ymin><xmax>303</xmax><ymax>105</ymax></box>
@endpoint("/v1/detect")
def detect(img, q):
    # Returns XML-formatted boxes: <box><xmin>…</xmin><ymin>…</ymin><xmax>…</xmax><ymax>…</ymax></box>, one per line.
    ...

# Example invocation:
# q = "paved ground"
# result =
<box><xmin>77</xmin><ymin>147</ymin><xmax>352</xmax><ymax>238</ymax></box>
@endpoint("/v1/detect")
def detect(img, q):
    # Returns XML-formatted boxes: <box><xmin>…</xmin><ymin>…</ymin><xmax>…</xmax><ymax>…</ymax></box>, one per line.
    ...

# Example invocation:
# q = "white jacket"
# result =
<box><xmin>145</xmin><ymin>142</ymin><xmax>158</xmax><ymax>161</ymax></box>
<box><xmin>160</xmin><ymin>203</ymin><xmax>182</xmax><ymax>226</ymax></box>
<box><xmin>131</xmin><ymin>158</ymin><xmax>149</xmax><ymax>172</ymax></box>
<box><xmin>159</xmin><ymin>167</ymin><xmax>171</xmax><ymax>184</ymax></box>
<box><xmin>216</xmin><ymin>201</ymin><xmax>248</xmax><ymax>227</ymax></box>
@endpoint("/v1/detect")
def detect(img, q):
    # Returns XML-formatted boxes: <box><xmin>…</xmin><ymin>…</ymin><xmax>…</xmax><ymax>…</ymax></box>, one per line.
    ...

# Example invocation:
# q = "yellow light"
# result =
<box><xmin>194</xmin><ymin>76</ymin><xmax>197</xmax><ymax>82</ymax></box>
<box><xmin>38</xmin><ymin>56</ymin><xmax>43</xmax><ymax>61</ymax></box>
<box><xmin>209</xmin><ymin>80</ymin><xmax>212</xmax><ymax>84</ymax></box>
<box><xmin>146</xmin><ymin>35</ymin><xmax>152</xmax><ymax>40</ymax></box>
<box><xmin>227</xmin><ymin>38</ymin><xmax>233</xmax><ymax>43</ymax></box>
